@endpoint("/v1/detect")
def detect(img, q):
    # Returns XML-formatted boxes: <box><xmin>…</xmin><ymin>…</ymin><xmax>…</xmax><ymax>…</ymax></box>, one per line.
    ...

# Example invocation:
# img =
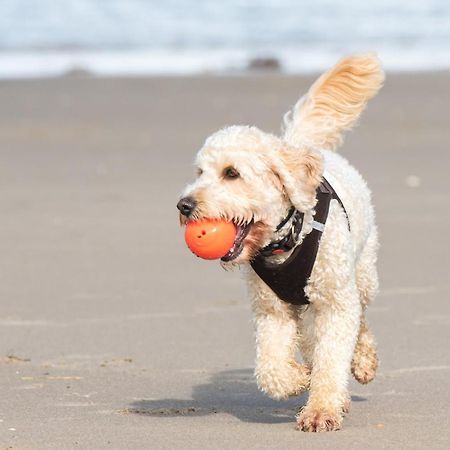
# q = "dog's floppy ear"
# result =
<box><xmin>271</xmin><ymin>145</ymin><xmax>323</xmax><ymax>212</ymax></box>
<box><xmin>283</xmin><ymin>54</ymin><xmax>384</xmax><ymax>150</ymax></box>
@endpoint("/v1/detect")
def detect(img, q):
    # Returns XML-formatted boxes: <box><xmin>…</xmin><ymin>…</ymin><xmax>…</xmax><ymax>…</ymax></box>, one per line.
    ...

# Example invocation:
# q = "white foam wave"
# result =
<box><xmin>1</xmin><ymin>0</ymin><xmax>449</xmax><ymax>78</ymax></box>
<box><xmin>1</xmin><ymin>46</ymin><xmax>449</xmax><ymax>79</ymax></box>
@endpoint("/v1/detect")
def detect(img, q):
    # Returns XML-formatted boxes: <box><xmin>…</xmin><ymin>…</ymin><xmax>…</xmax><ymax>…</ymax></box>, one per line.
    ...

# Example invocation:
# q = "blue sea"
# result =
<box><xmin>0</xmin><ymin>0</ymin><xmax>449</xmax><ymax>78</ymax></box>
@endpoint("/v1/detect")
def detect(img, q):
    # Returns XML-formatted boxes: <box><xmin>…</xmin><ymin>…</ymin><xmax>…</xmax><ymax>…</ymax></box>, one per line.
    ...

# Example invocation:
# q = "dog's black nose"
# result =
<box><xmin>177</xmin><ymin>196</ymin><xmax>197</xmax><ymax>217</ymax></box>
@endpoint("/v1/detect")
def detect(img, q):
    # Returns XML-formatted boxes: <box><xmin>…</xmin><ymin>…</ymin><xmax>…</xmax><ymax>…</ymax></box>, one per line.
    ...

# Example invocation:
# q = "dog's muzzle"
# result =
<box><xmin>177</xmin><ymin>196</ymin><xmax>197</xmax><ymax>217</ymax></box>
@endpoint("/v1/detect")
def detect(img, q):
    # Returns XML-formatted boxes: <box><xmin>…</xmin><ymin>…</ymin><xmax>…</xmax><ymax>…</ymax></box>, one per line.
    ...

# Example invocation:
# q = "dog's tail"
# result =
<box><xmin>283</xmin><ymin>54</ymin><xmax>384</xmax><ymax>151</ymax></box>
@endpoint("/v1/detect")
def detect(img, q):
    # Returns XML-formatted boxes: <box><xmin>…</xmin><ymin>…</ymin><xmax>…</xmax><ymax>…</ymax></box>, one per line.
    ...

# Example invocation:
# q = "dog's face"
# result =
<box><xmin>178</xmin><ymin>126</ymin><xmax>323</xmax><ymax>264</ymax></box>
<box><xmin>177</xmin><ymin>54</ymin><xmax>384</xmax><ymax>265</ymax></box>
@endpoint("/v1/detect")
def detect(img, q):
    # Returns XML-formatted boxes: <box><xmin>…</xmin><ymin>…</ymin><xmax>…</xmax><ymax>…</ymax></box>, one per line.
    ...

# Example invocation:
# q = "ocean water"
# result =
<box><xmin>0</xmin><ymin>0</ymin><xmax>449</xmax><ymax>77</ymax></box>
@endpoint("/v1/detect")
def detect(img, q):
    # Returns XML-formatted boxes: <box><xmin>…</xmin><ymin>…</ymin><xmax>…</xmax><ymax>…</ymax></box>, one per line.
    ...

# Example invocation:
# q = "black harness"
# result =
<box><xmin>250</xmin><ymin>177</ymin><xmax>349</xmax><ymax>306</ymax></box>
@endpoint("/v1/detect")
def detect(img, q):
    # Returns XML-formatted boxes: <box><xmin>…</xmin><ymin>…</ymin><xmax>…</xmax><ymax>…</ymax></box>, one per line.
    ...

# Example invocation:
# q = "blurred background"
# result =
<box><xmin>0</xmin><ymin>0</ymin><xmax>450</xmax><ymax>78</ymax></box>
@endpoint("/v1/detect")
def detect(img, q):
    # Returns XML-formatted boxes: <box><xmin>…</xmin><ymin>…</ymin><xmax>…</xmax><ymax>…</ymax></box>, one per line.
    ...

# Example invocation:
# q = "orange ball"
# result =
<box><xmin>184</xmin><ymin>219</ymin><xmax>236</xmax><ymax>260</ymax></box>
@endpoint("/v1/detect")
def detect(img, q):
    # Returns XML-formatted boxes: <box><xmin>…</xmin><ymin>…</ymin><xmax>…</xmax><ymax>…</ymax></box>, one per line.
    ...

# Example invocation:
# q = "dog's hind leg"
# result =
<box><xmin>351</xmin><ymin>316</ymin><xmax>378</xmax><ymax>384</ymax></box>
<box><xmin>352</xmin><ymin>229</ymin><xmax>379</xmax><ymax>384</ymax></box>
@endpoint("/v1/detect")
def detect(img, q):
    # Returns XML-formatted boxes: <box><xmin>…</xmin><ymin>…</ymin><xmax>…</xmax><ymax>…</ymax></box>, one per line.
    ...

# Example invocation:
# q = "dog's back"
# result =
<box><xmin>320</xmin><ymin>149</ymin><xmax>376</xmax><ymax>259</ymax></box>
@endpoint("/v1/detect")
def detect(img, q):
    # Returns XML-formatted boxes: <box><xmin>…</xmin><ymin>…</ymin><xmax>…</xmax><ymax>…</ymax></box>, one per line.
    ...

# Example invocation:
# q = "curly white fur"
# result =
<box><xmin>179</xmin><ymin>54</ymin><xmax>384</xmax><ymax>432</ymax></box>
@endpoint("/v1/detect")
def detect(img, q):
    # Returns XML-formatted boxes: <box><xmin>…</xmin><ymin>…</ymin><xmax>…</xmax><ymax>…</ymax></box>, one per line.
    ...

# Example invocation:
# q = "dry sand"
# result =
<box><xmin>0</xmin><ymin>72</ymin><xmax>449</xmax><ymax>449</ymax></box>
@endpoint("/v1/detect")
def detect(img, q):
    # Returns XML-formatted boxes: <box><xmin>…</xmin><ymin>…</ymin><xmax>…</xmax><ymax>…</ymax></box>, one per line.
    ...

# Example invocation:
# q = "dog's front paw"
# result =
<box><xmin>296</xmin><ymin>407</ymin><xmax>343</xmax><ymax>432</ymax></box>
<box><xmin>255</xmin><ymin>361</ymin><xmax>310</xmax><ymax>400</ymax></box>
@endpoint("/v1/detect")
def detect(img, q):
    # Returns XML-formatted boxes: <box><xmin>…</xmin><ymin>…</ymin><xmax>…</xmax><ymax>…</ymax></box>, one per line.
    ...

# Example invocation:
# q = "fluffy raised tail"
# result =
<box><xmin>283</xmin><ymin>54</ymin><xmax>384</xmax><ymax>151</ymax></box>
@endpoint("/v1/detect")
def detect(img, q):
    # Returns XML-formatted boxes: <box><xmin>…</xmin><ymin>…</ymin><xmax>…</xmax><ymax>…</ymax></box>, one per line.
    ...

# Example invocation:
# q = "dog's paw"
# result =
<box><xmin>342</xmin><ymin>394</ymin><xmax>351</xmax><ymax>414</ymax></box>
<box><xmin>255</xmin><ymin>361</ymin><xmax>310</xmax><ymax>400</ymax></box>
<box><xmin>352</xmin><ymin>365</ymin><xmax>376</xmax><ymax>384</ymax></box>
<box><xmin>352</xmin><ymin>338</ymin><xmax>378</xmax><ymax>384</ymax></box>
<box><xmin>296</xmin><ymin>407</ymin><xmax>343</xmax><ymax>432</ymax></box>
<box><xmin>351</xmin><ymin>352</ymin><xmax>377</xmax><ymax>384</ymax></box>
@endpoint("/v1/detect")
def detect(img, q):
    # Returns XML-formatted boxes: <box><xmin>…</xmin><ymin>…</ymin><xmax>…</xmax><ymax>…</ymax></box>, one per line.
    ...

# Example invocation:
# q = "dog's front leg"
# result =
<box><xmin>296</xmin><ymin>284</ymin><xmax>360</xmax><ymax>432</ymax></box>
<box><xmin>250</xmin><ymin>279</ymin><xmax>310</xmax><ymax>400</ymax></box>
<box><xmin>254</xmin><ymin>311</ymin><xmax>310</xmax><ymax>400</ymax></box>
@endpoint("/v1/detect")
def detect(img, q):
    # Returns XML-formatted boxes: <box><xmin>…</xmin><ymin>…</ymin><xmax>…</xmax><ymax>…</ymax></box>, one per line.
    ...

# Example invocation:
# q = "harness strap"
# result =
<box><xmin>250</xmin><ymin>177</ymin><xmax>349</xmax><ymax>306</ymax></box>
<box><xmin>258</xmin><ymin>209</ymin><xmax>304</xmax><ymax>257</ymax></box>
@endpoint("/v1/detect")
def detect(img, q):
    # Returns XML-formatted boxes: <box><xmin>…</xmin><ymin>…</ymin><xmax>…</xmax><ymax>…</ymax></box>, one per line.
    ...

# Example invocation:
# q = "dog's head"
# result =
<box><xmin>177</xmin><ymin>54</ymin><xmax>384</xmax><ymax>265</ymax></box>
<box><xmin>178</xmin><ymin>126</ymin><xmax>323</xmax><ymax>263</ymax></box>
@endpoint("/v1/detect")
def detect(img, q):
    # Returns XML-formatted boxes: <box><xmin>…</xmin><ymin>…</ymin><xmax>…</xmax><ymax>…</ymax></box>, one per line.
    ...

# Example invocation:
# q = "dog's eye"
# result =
<box><xmin>197</xmin><ymin>168</ymin><xmax>203</xmax><ymax>177</ymax></box>
<box><xmin>223</xmin><ymin>167</ymin><xmax>240</xmax><ymax>180</ymax></box>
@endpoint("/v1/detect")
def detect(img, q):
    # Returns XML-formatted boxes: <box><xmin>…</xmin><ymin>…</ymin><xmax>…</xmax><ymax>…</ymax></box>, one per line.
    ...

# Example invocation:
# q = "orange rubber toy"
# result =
<box><xmin>184</xmin><ymin>219</ymin><xmax>236</xmax><ymax>260</ymax></box>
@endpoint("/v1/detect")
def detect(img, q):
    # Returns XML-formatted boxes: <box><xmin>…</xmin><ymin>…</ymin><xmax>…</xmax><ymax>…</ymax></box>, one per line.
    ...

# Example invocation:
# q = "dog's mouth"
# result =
<box><xmin>220</xmin><ymin>220</ymin><xmax>253</xmax><ymax>262</ymax></box>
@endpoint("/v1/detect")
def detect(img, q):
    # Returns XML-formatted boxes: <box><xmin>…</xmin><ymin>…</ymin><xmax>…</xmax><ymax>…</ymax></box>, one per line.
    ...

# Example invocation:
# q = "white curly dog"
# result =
<box><xmin>177</xmin><ymin>54</ymin><xmax>384</xmax><ymax>432</ymax></box>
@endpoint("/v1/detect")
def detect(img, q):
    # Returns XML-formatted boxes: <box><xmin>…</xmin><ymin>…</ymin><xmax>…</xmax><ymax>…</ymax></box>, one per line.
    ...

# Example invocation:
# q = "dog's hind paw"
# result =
<box><xmin>342</xmin><ymin>394</ymin><xmax>351</xmax><ymax>414</ymax></box>
<box><xmin>352</xmin><ymin>365</ymin><xmax>376</xmax><ymax>384</ymax></box>
<box><xmin>351</xmin><ymin>349</ymin><xmax>378</xmax><ymax>384</ymax></box>
<box><xmin>351</xmin><ymin>330</ymin><xmax>378</xmax><ymax>384</ymax></box>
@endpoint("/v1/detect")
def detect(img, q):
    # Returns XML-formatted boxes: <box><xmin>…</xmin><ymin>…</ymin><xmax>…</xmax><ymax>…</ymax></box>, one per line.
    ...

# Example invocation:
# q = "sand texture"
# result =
<box><xmin>0</xmin><ymin>72</ymin><xmax>449</xmax><ymax>449</ymax></box>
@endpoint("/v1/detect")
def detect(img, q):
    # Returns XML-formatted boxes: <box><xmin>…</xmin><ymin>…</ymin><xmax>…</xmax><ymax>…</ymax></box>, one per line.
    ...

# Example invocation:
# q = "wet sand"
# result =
<box><xmin>0</xmin><ymin>72</ymin><xmax>449</xmax><ymax>449</ymax></box>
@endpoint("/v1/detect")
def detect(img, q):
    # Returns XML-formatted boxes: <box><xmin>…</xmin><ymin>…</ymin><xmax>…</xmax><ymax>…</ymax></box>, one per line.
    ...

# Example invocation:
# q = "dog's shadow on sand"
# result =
<box><xmin>128</xmin><ymin>368</ymin><xmax>367</xmax><ymax>424</ymax></box>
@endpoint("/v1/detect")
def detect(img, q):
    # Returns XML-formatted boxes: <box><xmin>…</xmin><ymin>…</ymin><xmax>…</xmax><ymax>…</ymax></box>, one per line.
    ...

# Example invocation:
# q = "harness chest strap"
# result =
<box><xmin>250</xmin><ymin>177</ymin><xmax>349</xmax><ymax>306</ymax></box>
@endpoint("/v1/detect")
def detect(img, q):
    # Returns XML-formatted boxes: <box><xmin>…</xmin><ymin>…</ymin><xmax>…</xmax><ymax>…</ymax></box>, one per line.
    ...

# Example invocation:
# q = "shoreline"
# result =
<box><xmin>0</xmin><ymin>67</ymin><xmax>449</xmax><ymax>83</ymax></box>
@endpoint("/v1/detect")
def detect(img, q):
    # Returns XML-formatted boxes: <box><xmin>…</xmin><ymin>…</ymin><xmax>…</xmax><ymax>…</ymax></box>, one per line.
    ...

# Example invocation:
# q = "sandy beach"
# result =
<box><xmin>0</xmin><ymin>72</ymin><xmax>449</xmax><ymax>449</ymax></box>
